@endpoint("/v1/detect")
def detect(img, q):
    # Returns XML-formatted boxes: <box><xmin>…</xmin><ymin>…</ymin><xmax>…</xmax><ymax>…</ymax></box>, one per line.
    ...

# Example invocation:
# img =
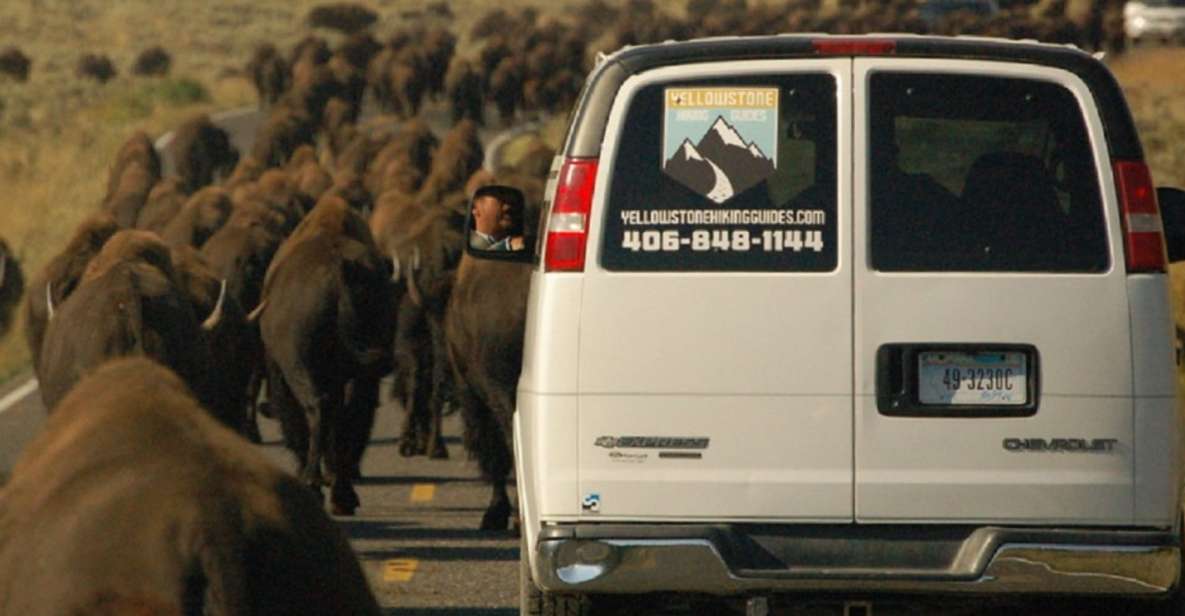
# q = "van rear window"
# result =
<box><xmin>600</xmin><ymin>74</ymin><xmax>838</xmax><ymax>272</ymax></box>
<box><xmin>868</xmin><ymin>72</ymin><xmax>1109</xmax><ymax>272</ymax></box>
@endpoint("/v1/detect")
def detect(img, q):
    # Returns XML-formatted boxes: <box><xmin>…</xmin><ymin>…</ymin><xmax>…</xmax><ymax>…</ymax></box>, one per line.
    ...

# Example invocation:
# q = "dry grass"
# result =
<box><xmin>0</xmin><ymin>0</ymin><xmax>1182</xmax><ymax>384</ymax></box>
<box><xmin>1109</xmin><ymin>47</ymin><xmax>1185</xmax><ymax>189</ymax></box>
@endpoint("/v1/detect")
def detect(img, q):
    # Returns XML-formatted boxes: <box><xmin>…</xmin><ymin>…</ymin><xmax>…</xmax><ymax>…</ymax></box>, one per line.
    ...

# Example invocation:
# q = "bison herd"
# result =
<box><xmin>1</xmin><ymin>3</ymin><xmax>559</xmax><ymax>603</ymax></box>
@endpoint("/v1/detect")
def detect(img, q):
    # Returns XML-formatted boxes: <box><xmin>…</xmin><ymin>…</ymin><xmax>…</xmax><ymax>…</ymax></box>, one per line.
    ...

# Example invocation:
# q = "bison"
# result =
<box><xmin>247</xmin><ymin>43</ymin><xmax>290</xmax><ymax>108</ymax></box>
<box><xmin>0</xmin><ymin>237</ymin><xmax>24</xmax><ymax>337</ymax></box>
<box><xmin>36</xmin><ymin>230</ymin><xmax>232</xmax><ymax>428</ymax></box>
<box><xmin>104</xmin><ymin>158</ymin><xmax>159</xmax><ymax>229</ymax></box>
<box><xmin>443</xmin><ymin>182</ymin><xmax>540</xmax><ymax>530</ymax></box>
<box><xmin>171</xmin><ymin>114</ymin><xmax>240</xmax><ymax>193</ymax></box>
<box><xmin>0</xmin><ymin>46</ymin><xmax>31</xmax><ymax>82</ymax></box>
<box><xmin>135</xmin><ymin>177</ymin><xmax>188</xmax><ymax>232</ymax></box>
<box><xmin>104</xmin><ymin>131</ymin><xmax>161</xmax><ymax>205</ymax></box>
<box><xmin>22</xmin><ymin>213</ymin><xmax>120</xmax><ymax>372</ymax></box>
<box><xmin>160</xmin><ymin>186</ymin><xmax>234</xmax><ymax>248</ymax></box>
<box><xmin>0</xmin><ymin>357</ymin><xmax>382</xmax><ymax>615</ymax></box>
<box><xmin>256</xmin><ymin>196</ymin><xmax>396</xmax><ymax>514</ymax></box>
<box><xmin>370</xmin><ymin>190</ymin><xmax>464</xmax><ymax>459</ymax></box>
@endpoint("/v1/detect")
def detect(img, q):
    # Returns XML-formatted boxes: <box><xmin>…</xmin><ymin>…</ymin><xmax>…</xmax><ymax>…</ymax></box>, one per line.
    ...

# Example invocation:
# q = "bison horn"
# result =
<box><xmin>390</xmin><ymin>255</ymin><xmax>402</xmax><ymax>282</ymax></box>
<box><xmin>202</xmin><ymin>279</ymin><xmax>227</xmax><ymax>331</ymax></box>
<box><xmin>411</xmin><ymin>246</ymin><xmax>421</xmax><ymax>271</ymax></box>
<box><xmin>246</xmin><ymin>298</ymin><xmax>267</xmax><ymax>323</ymax></box>
<box><xmin>46</xmin><ymin>282</ymin><xmax>55</xmax><ymax>320</ymax></box>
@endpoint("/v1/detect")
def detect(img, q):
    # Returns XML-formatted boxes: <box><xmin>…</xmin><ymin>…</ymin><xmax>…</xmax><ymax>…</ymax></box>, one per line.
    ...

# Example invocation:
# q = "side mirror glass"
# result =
<box><xmin>1158</xmin><ymin>186</ymin><xmax>1185</xmax><ymax>262</ymax></box>
<box><xmin>465</xmin><ymin>184</ymin><xmax>533</xmax><ymax>262</ymax></box>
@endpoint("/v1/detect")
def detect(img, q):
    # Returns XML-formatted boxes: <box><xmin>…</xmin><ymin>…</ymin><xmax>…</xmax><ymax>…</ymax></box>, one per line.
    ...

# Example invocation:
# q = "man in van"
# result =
<box><xmin>469</xmin><ymin>185</ymin><xmax>525</xmax><ymax>252</ymax></box>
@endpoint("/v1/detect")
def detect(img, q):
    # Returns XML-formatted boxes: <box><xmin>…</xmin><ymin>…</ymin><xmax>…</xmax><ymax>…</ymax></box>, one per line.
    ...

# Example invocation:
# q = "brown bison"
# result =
<box><xmin>22</xmin><ymin>213</ymin><xmax>120</xmax><ymax>372</ymax></box>
<box><xmin>370</xmin><ymin>190</ymin><xmax>465</xmax><ymax>459</ymax></box>
<box><xmin>134</xmin><ymin>177</ymin><xmax>188</xmax><ymax>232</ymax></box>
<box><xmin>0</xmin><ymin>46</ymin><xmax>31</xmax><ymax>82</ymax></box>
<box><xmin>0</xmin><ymin>357</ymin><xmax>382</xmax><ymax>615</ymax></box>
<box><xmin>160</xmin><ymin>186</ymin><xmax>234</xmax><ymax>248</ymax></box>
<box><xmin>445</xmin><ymin>57</ymin><xmax>484</xmax><ymax>126</ymax></box>
<box><xmin>36</xmin><ymin>230</ymin><xmax>233</xmax><ymax>428</ymax></box>
<box><xmin>252</xmin><ymin>105</ymin><xmax>318</xmax><ymax>169</ymax></box>
<box><xmin>104</xmin><ymin>157</ymin><xmax>159</xmax><ymax>228</ymax></box>
<box><xmin>104</xmin><ymin>131</ymin><xmax>161</xmax><ymax>204</ymax></box>
<box><xmin>131</xmin><ymin>45</ymin><xmax>171</xmax><ymax>76</ymax></box>
<box><xmin>200</xmin><ymin>202</ymin><xmax>289</xmax><ymax>442</ymax></box>
<box><xmin>256</xmin><ymin>196</ymin><xmax>396</xmax><ymax>514</ymax></box>
<box><xmin>247</xmin><ymin>43</ymin><xmax>290</xmax><ymax>107</ymax></box>
<box><xmin>75</xmin><ymin>53</ymin><xmax>116</xmax><ymax>82</ymax></box>
<box><xmin>171</xmin><ymin>244</ymin><xmax>256</xmax><ymax>437</ymax></box>
<box><xmin>172</xmin><ymin>114</ymin><xmax>240</xmax><ymax>193</ymax></box>
<box><xmin>444</xmin><ymin>184</ymin><xmax>537</xmax><ymax>530</ymax></box>
<box><xmin>0</xmin><ymin>237</ymin><xmax>23</xmax><ymax>337</ymax></box>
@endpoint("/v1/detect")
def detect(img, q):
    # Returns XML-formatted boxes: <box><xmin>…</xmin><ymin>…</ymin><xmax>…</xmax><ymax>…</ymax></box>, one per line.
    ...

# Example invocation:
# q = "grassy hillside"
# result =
<box><xmin>0</xmin><ymin>0</ymin><xmax>1182</xmax><ymax>384</ymax></box>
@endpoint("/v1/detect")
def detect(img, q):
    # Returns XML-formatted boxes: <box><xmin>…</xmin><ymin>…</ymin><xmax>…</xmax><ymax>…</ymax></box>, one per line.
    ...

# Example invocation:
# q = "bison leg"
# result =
<box><xmin>341</xmin><ymin>370</ymin><xmax>381</xmax><ymax>481</ymax></box>
<box><xmin>458</xmin><ymin>382</ymin><xmax>514</xmax><ymax>531</ymax></box>
<box><xmin>426</xmin><ymin>315</ymin><xmax>450</xmax><ymax>460</ymax></box>
<box><xmin>395</xmin><ymin>300</ymin><xmax>429</xmax><ymax>457</ymax></box>
<box><xmin>268</xmin><ymin>361</ymin><xmax>309</xmax><ymax>464</ymax></box>
<box><xmin>483</xmin><ymin>478</ymin><xmax>512</xmax><ymax>532</ymax></box>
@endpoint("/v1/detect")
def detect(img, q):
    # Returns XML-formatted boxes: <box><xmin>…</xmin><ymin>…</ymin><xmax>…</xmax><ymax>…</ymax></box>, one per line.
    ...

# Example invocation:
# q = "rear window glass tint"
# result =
<box><xmin>868</xmin><ymin>72</ymin><xmax>1108</xmax><ymax>273</ymax></box>
<box><xmin>600</xmin><ymin>73</ymin><xmax>838</xmax><ymax>272</ymax></box>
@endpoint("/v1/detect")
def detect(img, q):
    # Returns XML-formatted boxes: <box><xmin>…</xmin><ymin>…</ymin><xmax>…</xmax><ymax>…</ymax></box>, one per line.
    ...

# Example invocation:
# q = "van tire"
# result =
<box><xmin>520</xmin><ymin>535</ymin><xmax>592</xmax><ymax>616</ymax></box>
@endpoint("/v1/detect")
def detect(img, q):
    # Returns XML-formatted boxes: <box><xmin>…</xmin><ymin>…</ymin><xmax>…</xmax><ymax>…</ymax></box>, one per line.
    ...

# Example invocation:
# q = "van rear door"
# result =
<box><xmin>576</xmin><ymin>59</ymin><xmax>853</xmax><ymax>520</ymax></box>
<box><xmin>851</xmin><ymin>58</ymin><xmax>1134</xmax><ymax>523</ymax></box>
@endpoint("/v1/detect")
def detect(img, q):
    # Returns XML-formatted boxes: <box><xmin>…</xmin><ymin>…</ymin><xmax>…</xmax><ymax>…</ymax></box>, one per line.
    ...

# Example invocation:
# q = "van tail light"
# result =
<box><xmin>544</xmin><ymin>157</ymin><xmax>599</xmax><ymax>272</ymax></box>
<box><xmin>1114</xmin><ymin>160</ymin><xmax>1166</xmax><ymax>273</ymax></box>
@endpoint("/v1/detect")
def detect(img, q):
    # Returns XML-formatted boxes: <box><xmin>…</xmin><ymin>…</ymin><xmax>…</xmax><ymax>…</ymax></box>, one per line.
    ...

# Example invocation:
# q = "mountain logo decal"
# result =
<box><xmin>663</xmin><ymin>87</ymin><xmax>779</xmax><ymax>204</ymax></box>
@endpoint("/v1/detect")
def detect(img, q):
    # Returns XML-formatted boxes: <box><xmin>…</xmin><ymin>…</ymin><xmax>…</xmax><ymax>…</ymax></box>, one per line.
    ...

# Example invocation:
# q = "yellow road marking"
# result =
<box><xmin>383</xmin><ymin>559</ymin><xmax>419</xmax><ymax>582</ymax></box>
<box><xmin>410</xmin><ymin>483</ymin><xmax>436</xmax><ymax>502</ymax></box>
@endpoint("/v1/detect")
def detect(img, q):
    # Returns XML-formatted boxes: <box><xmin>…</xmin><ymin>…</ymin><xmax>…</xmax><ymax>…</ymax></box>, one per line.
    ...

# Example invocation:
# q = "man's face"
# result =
<box><xmin>472</xmin><ymin>194</ymin><xmax>515</xmax><ymax>238</ymax></box>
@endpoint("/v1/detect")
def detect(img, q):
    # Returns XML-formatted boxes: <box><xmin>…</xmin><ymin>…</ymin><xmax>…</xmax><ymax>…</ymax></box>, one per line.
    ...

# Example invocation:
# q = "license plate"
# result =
<box><xmin>917</xmin><ymin>351</ymin><xmax>1027</xmax><ymax>406</ymax></box>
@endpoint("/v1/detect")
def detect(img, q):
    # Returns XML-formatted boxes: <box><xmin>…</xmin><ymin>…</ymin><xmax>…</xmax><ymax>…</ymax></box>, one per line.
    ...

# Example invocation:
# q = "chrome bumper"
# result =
<box><xmin>533</xmin><ymin>524</ymin><xmax>1180</xmax><ymax>596</ymax></box>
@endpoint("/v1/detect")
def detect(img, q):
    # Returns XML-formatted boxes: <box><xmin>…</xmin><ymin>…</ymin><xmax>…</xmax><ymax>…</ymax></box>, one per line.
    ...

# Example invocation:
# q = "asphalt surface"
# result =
<box><xmin>3</xmin><ymin>380</ymin><xmax>1169</xmax><ymax>616</ymax></box>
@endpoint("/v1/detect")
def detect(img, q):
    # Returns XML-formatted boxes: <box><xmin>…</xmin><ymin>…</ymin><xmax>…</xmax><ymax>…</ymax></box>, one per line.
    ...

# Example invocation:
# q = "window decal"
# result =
<box><xmin>663</xmin><ymin>87</ymin><xmax>779</xmax><ymax>204</ymax></box>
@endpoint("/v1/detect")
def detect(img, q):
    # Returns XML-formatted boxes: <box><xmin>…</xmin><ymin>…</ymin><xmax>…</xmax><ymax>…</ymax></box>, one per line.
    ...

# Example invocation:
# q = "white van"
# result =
<box><xmin>470</xmin><ymin>34</ymin><xmax>1185</xmax><ymax>615</ymax></box>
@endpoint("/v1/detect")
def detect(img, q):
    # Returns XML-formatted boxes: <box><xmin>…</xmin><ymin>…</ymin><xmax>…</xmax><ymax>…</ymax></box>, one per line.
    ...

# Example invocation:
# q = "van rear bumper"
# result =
<box><xmin>533</xmin><ymin>523</ymin><xmax>1180</xmax><ymax>596</ymax></box>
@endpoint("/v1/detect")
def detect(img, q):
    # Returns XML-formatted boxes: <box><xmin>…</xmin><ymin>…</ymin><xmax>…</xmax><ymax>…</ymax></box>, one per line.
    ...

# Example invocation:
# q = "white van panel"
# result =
<box><xmin>578</xmin><ymin>276</ymin><xmax>850</xmax><ymax>395</ymax></box>
<box><xmin>518</xmin><ymin>393</ymin><xmax>581</xmax><ymax>518</ymax></box>
<box><xmin>1128</xmin><ymin>275</ymin><xmax>1178</xmax><ymax>397</ymax></box>
<box><xmin>852</xmin><ymin>58</ymin><xmax>1136</xmax><ymax>523</ymax></box>
<box><xmin>855</xmin><ymin>395</ymin><xmax>1133</xmax><ymax>522</ymax></box>
<box><xmin>519</xmin><ymin>273</ymin><xmax>583</xmax><ymax>394</ymax></box>
<box><xmin>578</xmin><ymin>395</ymin><xmax>852</xmax><ymax>520</ymax></box>
<box><xmin>1134</xmin><ymin>394</ymin><xmax>1182</xmax><ymax>525</ymax></box>
<box><xmin>576</xmin><ymin>60</ymin><xmax>855</xmax><ymax>520</ymax></box>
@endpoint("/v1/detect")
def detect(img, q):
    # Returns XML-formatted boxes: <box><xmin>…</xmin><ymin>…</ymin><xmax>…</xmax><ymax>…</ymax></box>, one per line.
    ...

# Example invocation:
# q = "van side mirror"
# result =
<box><xmin>464</xmin><ymin>184</ymin><xmax>534</xmax><ymax>263</ymax></box>
<box><xmin>1158</xmin><ymin>187</ymin><xmax>1185</xmax><ymax>262</ymax></box>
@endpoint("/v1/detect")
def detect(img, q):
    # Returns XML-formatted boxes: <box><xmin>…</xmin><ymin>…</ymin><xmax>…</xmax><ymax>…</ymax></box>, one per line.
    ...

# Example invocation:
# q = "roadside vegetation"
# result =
<box><xmin>0</xmin><ymin>0</ymin><xmax>1182</xmax><ymax>384</ymax></box>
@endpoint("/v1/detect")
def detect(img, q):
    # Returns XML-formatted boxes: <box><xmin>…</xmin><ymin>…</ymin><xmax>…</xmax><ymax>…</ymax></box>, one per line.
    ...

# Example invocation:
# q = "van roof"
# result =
<box><xmin>563</xmin><ymin>33</ymin><xmax>1141</xmax><ymax>160</ymax></box>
